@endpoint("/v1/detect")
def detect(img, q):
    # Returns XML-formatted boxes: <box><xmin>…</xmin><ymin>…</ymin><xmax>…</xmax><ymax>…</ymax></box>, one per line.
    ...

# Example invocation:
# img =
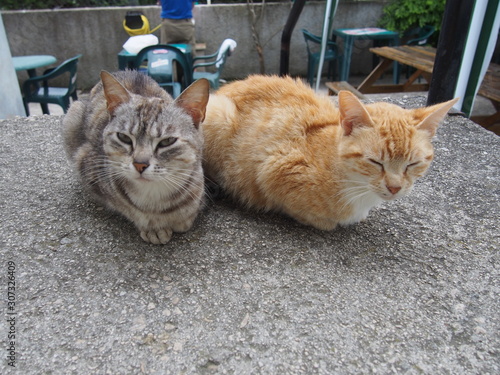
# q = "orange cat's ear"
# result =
<box><xmin>416</xmin><ymin>98</ymin><xmax>459</xmax><ymax>137</ymax></box>
<box><xmin>100</xmin><ymin>71</ymin><xmax>131</xmax><ymax>115</ymax></box>
<box><xmin>338</xmin><ymin>91</ymin><xmax>372</xmax><ymax>136</ymax></box>
<box><xmin>175</xmin><ymin>78</ymin><xmax>210</xmax><ymax>128</ymax></box>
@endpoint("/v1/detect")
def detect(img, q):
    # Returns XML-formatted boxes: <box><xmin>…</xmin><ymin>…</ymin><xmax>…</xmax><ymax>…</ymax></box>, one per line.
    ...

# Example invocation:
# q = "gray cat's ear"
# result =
<box><xmin>100</xmin><ymin>71</ymin><xmax>131</xmax><ymax>115</ymax></box>
<box><xmin>175</xmin><ymin>79</ymin><xmax>210</xmax><ymax>128</ymax></box>
<box><xmin>416</xmin><ymin>98</ymin><xmax>459</xmax><ymax>137</ymax></box>
<box><xmin>338</xmin><ymin>91</ymin><xmax>372</xmax><ymax>136</ymax></box>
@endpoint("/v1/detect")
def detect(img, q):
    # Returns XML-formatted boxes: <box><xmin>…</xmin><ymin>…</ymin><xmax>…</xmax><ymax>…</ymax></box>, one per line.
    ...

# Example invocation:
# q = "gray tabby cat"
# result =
<box><xmin>62</xmin><ymin>70</ymin><xmax>209</xmax><ymax>244</ymax></box>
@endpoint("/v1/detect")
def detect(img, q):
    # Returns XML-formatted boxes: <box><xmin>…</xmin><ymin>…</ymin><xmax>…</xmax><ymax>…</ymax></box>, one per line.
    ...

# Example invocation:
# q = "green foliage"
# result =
<box><xmin>378</xmin><ymin>0</ymin><xmax>446</xmax><ymax>34</ymax></box>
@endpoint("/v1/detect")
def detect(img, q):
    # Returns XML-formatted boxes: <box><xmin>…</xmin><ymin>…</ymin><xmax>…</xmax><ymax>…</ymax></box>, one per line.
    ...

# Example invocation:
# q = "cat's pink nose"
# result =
<box><xmin>133</xmin><ymin>162</ymin><xmax>149</xmax><ymax>173</ymax></box>
<box><xmin>387</xmin><ymin>186</ymin><xmax>401</xmax><ymax>195</ymax></box>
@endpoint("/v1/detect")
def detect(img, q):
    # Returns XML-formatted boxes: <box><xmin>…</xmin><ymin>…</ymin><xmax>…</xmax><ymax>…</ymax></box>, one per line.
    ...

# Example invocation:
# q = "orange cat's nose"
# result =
<box><xmin>133</xmin><ymin>162</ymin><xmax>149</xmax><ymax>173</ymax></box>
<box><xmin>387</xmin><ymin>186</ymin><xmax>401</xmax><ymax>195</ymax></box>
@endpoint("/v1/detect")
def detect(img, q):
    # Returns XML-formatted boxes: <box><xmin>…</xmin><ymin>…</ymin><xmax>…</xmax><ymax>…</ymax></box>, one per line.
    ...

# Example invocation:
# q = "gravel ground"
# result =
<box><xmin>1</xmin><ymin>96</ymin><xmax>499</xmax><ymax>374</ymax></box>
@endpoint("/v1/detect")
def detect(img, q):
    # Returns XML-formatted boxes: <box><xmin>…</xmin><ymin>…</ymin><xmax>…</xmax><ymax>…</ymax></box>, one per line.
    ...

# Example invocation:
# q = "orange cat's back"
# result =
<box><xmin>203</xmin><ymin>75</ymin><xmax>343</xmax><ymax>213</ymax></box>
<box><xmin>214</xmin><ymin>75</ymin><xmax>340</xmax><ymax>127</ymax></box>
<box><xmin>202</xmin><ymin>75</ymin><xmax>458</xmax><ymax>230</ymax></box>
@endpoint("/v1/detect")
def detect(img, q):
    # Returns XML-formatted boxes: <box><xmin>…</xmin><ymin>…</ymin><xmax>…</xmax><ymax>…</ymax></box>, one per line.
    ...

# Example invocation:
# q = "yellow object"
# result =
<box><xmin>123</xmin><ymin>14</ymin><xmax>161</xmax><ymax>36</ymax></box>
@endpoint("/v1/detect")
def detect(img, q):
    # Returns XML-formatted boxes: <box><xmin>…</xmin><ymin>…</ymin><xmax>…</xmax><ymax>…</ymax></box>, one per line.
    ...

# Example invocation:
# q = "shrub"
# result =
<box><xmin>378</xmin><ymin>0</ymin><xmax>446</xmax><ymax>34</ymax></box>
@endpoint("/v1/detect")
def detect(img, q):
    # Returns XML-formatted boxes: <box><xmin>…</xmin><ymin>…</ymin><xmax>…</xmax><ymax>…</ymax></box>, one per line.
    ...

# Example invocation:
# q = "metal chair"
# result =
<box><xmin>22</xmin><ymin>54</ymin><xmax>82</xmax><ymax>116</ymax></box>
<box><xmin>192</xmin><ymin>39</ymin><xmax>237</xmax><ymax>89</ymax></box>
<box><xmin>301</xmin><ymin>29</ymin><xmax>340</xmax><ymax>87</ymax></box>
<box><xmin>135</xmin><ymin>44</ymin><xmax>192</xmax><ymax>98</ymax></box>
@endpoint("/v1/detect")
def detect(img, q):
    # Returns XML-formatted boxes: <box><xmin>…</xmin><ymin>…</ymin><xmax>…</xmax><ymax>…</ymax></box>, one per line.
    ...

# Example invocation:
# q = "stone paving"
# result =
<box><xmin>1</xmin><ymin>94</ymin><xmax>499</xmax><ymax>374</ymax></box>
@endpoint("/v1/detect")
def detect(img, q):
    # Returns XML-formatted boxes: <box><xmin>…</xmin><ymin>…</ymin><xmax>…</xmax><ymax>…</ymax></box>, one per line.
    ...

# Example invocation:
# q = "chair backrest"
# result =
<box><xmin>191</xmin><ymin>39</ymin><xmax>236</xmax><ymax>89</ymax></box>
<box><xmin>58</xmin><ymin>55</ymin><xmax>82</xmax><ymax>95</ymax></box>
<box><xmin>405</xmin><ymin>25</ymin><xmax>436</xmax><ymax>45</ymax></box>
<box><xmin>135</xmin><ymin>44</ymin><xmax>192</xmax><ymax>92</ymax></box>
<box><xmin>302</xmin><ymin>29</ymin><xmax>322</xmax><ymax>55</ymax></box>
<box><xmin>23</xmin><ymin>54</ymin><xmax>82</xmax><ymax>97</ymax></box>
<box><xmin>215</xmin><ymin>39</ymin><xmax>237</xmax><ymax>69</ymax></box>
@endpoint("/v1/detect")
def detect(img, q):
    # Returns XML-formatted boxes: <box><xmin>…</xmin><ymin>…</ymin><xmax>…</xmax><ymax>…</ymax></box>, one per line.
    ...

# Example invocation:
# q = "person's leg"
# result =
<box><xmin>161</xmin><ymin>18</ymin><xmax>196</xmax><ymax>56</ymax></box>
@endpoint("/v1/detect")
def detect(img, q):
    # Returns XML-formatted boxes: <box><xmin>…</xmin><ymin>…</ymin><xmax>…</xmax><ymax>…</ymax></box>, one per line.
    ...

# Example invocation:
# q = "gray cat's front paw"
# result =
<box><xmin>140</xmin><ymin>228</ymin><xmax>173</xmax><ymax>244</ymax></box>
<box><xmin>171</xmin><ymin>220</ymin><xmax>194</xmax><ymax>233</ymax></box>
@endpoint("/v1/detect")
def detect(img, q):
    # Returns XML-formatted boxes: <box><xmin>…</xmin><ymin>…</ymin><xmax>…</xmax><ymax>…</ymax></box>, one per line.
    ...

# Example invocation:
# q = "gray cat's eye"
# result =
<box><xmin>117</xmin><ymin>132</ymin><xmax>133</xmax><ymax>145</ymax></box>
<box><xmin>158</xmin><ymin>137</ymin><xmax>177</xmax><ymax>148</ymax></box>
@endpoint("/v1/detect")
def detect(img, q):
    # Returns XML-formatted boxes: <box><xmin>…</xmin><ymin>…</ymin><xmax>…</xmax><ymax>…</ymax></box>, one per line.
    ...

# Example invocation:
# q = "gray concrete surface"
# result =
<box><xmin>1</xmin><ymin>95</ymin><xmax>499</xmax><ymax>374</ymax></box>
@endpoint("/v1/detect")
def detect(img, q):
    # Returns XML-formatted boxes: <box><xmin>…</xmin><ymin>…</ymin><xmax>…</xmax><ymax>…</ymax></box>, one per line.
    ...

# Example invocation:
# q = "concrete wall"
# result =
<box><xmin>2</xmin><ymin>1</ymin><xmax>386</xmax><ymax>91</ymax></box>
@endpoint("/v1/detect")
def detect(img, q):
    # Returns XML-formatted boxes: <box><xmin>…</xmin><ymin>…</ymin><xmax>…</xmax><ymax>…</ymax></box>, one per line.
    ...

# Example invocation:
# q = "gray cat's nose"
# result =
<box><xmin>133</xmin><ymin>162</ymin><xmax>149</xmax><ymax>173</ymax></box>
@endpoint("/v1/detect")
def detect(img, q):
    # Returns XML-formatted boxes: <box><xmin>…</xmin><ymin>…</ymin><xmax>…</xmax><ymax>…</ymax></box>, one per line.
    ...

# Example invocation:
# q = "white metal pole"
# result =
<box><xmin>315</xmin><ymin>0</ymin><xmax>338</xmax><ymax>92</ymax></box>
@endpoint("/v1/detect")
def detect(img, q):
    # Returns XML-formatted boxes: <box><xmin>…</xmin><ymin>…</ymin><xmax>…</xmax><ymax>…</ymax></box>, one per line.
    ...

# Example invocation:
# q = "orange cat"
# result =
<box><xmin>202</xmin><ymin>75</ymin><xmax>457</xmax><ymax>230</ymax></box>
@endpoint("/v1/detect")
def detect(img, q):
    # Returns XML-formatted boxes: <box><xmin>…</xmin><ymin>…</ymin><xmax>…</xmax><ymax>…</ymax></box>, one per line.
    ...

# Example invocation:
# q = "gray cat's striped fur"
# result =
<box><xmin>62</xmin><ymin>70</ymin><xmax>209</xmax><ymax>244</ymax></box>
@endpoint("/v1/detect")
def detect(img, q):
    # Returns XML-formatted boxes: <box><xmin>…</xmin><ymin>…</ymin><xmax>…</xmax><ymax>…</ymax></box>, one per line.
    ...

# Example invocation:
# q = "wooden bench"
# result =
<box><xmin>195</xmin><ymin>43</ymin><xmax>207</xmax><ymax>53</ymax></box>
<box><xmin>357</xmin><ymin>45</ymin><xmax>435</xmax><ymax>94</ymax></box>
<box><xmin>325</xmin><ymin>81</ymin><xmax>367</xmax><ymax>100</ymax></box>
<box><xmin>473</xmin><ymin>63</ymin><xmax>500</xmax><ymax>132</ymax></box>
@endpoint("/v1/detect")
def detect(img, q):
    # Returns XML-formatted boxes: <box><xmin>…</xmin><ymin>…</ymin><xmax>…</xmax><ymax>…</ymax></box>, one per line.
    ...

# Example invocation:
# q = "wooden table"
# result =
<box><xmin>473</xmin><ymin>63</ymin><xmax>500</xmax><ymax>131</ymax></box>
<box><xmin>357</xmin><ymin>45</ymin><xmax>436</xmax><ymax>94</ymax></box>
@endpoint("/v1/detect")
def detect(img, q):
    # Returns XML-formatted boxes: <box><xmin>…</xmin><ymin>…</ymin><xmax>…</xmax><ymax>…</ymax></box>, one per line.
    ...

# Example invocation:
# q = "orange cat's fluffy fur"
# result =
<box><xmin>202</xmin><ymin>75</ymin><xmax>457</xmax><ymax>230</ymax></box>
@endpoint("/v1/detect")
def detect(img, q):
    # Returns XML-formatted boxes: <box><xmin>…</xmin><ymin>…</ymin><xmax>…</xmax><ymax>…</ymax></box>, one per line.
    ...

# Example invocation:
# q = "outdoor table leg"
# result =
<box><xmin>25</xmin><ymin>68</ymin><xmax>44</xmax><ymax>113</ymax></box>
<box><xmin>357</xmin><ymin>58</ymin><xmax>393</xmax><ymax>93</ymax></box>
<box><xmin>26</xmin><ymin>69</ymin><xmax>37</xmax><ymax>78</ymax></box>
<box><xmin>342</xmin><ymin>36</ymin><xmax>355</xmax><ymax>81</ymax></box>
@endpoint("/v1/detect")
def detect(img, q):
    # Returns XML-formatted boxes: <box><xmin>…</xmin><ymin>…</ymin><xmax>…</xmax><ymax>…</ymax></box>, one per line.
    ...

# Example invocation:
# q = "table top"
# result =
<box><xmin>12</xmin><ymin>55</ymin><xmax>57</xmax><ymax>71</ymax></box>
<box><xmin>370</xmin><ymin>45</ymin><xmax>436</xmax><ymax>73</ymax></box>
<box><xmin>332</xmin><ymin>27</ymin><xmax>399</xmax><ymax>37</ymax></box>
<box><xmin>118</xmin><ymin>43</ymin><xmax>191</xmax><ymax>57</ymax></box>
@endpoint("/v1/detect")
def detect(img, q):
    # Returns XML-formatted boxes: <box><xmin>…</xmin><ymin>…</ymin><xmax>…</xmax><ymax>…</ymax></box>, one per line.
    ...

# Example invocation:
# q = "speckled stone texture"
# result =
<box><xmin>1</xmin><ymin>97</ymin><xmax>498</xmax><ymax>374</ymax></box>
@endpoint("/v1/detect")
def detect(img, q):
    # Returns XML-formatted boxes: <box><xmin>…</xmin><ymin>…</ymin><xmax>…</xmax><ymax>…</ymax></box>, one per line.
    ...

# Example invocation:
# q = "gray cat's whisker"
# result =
<box><xmin>158</xmin><ymin>174</ymin><xmax>201</xmax><ymax>202</ymax></box>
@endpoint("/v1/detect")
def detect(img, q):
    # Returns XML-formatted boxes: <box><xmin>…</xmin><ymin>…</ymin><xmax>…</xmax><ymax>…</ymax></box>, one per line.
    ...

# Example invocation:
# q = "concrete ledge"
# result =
<box><xmin>1</xmin><ymin>96</ymin><xmax>499</xmax><ymax>373</ymax></box>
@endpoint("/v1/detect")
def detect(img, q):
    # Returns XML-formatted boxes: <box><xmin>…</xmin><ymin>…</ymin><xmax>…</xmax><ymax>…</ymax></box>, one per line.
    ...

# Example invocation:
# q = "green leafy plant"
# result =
<box><xmin>378</xmin><ymin>0</ymin><xmax>446</xmax><ymax>35</ymax></box>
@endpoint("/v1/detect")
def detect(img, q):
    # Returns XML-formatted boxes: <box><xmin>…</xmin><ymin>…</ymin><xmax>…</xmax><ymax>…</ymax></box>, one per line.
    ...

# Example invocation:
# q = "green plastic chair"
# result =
<box><xmin>192</xmin><ymin>39</ymin><xmax>237</xmax><ymax>89</ymax></box>
<box><xmin>302</xmin><ymin>29</ymin><xmax>340</xmax><ymax>87</ymax></box>
<box><xmin>396</xmin><ymin>25</ymin><xmax>436</xmax><ymax>82</ymax></box>
<box><xmin>405</xmin><ymin>25</ymin><xmax>436</xmax><ymax>45</ymax></box>
<box><xmin>22</xmin><ymin>54</ymin><xmax>82</xmax><ymax>116</ymax></box>
<box><xmin>135</xmin><ymin>45</ymin><xmax>192</xmax><ymax>98</ymax></box>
